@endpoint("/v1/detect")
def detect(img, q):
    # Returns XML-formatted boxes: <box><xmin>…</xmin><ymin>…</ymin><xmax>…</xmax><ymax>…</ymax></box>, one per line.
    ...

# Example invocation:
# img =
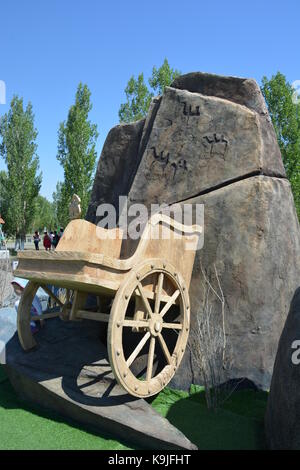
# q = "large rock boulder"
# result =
<box><xmin>171</xmin><ymin>72</ymin><xmax>284</xmax><ymax>176</ymax></box>
<box><xmin>265</xmin><ymin>288</ymin><xmax>300</xmax><ymax>449</ymax></box>
<box><xmin>86</xmin><ymin>72</ymin><xmax>300</xmax><ymax>390</ymax></box>
<box><xmin>86</xmin><ymin>119</ymin><xmax>145</xmax><ymax>223</ymax></box>
<box><xmin>172</xmin><ymin>175</ymin><xmax>300</xmax><ymax>390</ymax></box>
<box><xmin>128</xmin><ymin>85</ymin><xmax>285</xmax><ymax>206</ymax></box>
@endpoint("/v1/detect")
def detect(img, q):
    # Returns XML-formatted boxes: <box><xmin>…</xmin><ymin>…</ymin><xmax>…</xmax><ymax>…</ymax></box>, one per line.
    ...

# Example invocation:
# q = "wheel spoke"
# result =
<box><xmin>160</xmin><ymin>290</ymin><xmax>180</xmax><ymax>318</ymax></box>
<box><xmin>137</xmin><ymin>282</ymin><xmax>153</xmax><ymax>319</ymax></box>
<box><xmin>162</xmin><ymin>322</ymin><xmax>183</xmax><ymax>330</ymax></box>
<box><xmin>154</xmin><ymin>272</ymin><xmax>164</xmax><ymax>314</ymax></box>
<box><xmin>123</xmin><ymin>318</ymin><xmax>149</xmax><ymax>328</ymax></box>
<box><xmin>146</xmin><ymin>337</ymin><xmax>156</xmax><ymax>382</ymax></box>
<box><xmin>158</xmin><ymin>333</ymin><xmax>172</xmax><ymax>364</ymax></box>
<box><xmin>126</xmin><ymin>332</ymin><xmax>151</xmax><ymax>367</ymax></box>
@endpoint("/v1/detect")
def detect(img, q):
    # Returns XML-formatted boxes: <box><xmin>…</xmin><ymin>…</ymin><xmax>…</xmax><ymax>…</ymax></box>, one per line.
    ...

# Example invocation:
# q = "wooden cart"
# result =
<box><xmin>14</xmin><ymin>213</ymin><xmax>202</xmax><ymax>398</ymax></box>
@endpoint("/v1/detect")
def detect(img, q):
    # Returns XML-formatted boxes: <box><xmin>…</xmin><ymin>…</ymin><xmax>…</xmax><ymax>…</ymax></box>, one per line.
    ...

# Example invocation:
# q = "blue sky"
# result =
<box><xmin>0</xmin><ymin>0</ymin><xmax>299</xmax><ymax>199</ymax></box>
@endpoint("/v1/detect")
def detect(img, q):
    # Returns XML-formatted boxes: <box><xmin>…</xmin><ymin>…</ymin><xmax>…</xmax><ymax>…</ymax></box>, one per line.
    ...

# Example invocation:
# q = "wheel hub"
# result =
<box><xmin>149</xmin><ymin>314</ymin><xmax>163</xmax><ymax>336</ymax></box>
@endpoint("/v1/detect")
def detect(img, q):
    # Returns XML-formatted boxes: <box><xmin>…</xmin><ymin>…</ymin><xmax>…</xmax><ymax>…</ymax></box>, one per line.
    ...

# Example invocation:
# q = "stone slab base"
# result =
<box><xmin>3</xmin><ymin>318</ymin><xmax>196</xmax><ymax>450</ymax></box>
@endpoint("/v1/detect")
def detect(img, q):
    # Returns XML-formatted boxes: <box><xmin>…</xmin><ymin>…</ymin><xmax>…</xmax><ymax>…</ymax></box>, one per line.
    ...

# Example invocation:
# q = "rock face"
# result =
<box><xmin>265</xmin><ymin>288</ymin><xmax>300</xmax><ymax>449</ymax></box>
<box><xmin>86</xmin><ymin>72</ymin><xmax>300</xmax><ymax>390</ymax></box>
<box><xmin>172</xmin><ymin>175</ymin><xmax>300</xmax><ymax>390</ymax></box>
<box><xmin>86</xmin><ymin>119</ymin><xmax>145</xmax><ymax>223</ymax></box>
<box><xmin>128</xmin><ymin>86</ymin><xmax>285</xmax><ymax>206</ymax></box>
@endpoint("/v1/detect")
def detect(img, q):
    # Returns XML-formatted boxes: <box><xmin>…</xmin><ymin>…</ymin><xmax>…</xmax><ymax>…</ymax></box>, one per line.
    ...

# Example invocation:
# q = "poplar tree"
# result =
<box><xmin>262</xmin><ymin>72</ymin><xmax>300</xmax><ymax>217</ymax></box>
<box><xmin>119</xmin><ymin>59</ymin><xmax>181</xmax><ymax>123</ymax></box>
<box><xmin>57</xmin><ymin>83</ymin><xmax>98</xmax><ymax>225</ymax></box>
<box><xmin>0</xmin><ymin>96</ymin><xmax>41</xmax><ymax>238</ymax></box>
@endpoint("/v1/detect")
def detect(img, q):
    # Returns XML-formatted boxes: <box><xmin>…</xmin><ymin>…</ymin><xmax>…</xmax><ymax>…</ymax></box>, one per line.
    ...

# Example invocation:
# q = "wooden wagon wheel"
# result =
<box><xmin>107</xmin><ymin>259</ymin><xmax>190</xmax><ymax>398</ymax></box>
<box><xmin>17</xmin><ymin>282</ymin><xmax>73</xmax><ymax>351</ymax></box>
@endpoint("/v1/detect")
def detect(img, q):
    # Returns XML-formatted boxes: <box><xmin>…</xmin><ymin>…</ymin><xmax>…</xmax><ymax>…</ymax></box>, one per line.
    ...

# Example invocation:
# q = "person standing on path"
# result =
<box><xmin>43</xmin><ymin>231</ymin><xmax>51</xmax><ymax>251</ymax></box>
<box><xmin>33</xmin><ymin>231</ymin><xmax>41</xmax><ymax>250</ymax></box>
<box><xmin>53</xmin><ymin>230</ymin><xmax>60</xmax><ymax>249</ymax></box>
<box><xmin>49</xmin><ymin>231</ymin><xmax>55</xmax><ymax>250</ymax></box>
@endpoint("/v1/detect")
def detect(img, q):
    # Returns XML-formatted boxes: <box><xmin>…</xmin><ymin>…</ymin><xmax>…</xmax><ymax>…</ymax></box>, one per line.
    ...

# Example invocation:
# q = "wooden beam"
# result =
<box><xmin>31</xmin><ymin>312</ymin><xmax>60</xmax><ymax>321</ymax></box>
<box><xmin>70</xmin><ymin>291</ymin><xmax>87</xmax><ymax>321</ymax></box>
<box><xmin>40</xmin><ymin>285</ymin><xmax>64</xmax><ymax>307</ymax></box>
<box><xmin>76</xmin><ymin>310</ymin><xmax>110</xmax><ymax>322</ymax></box>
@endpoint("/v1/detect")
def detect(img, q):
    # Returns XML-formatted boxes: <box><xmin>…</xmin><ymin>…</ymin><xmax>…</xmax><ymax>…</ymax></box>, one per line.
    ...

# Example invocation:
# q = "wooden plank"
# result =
<box><xmin>31</xmin><ymin>312</ymin><xmax>60</xmax><ymax>321</ymax></box>
<box><xmin>16</xmin><ymin>213</ymin><xmax>202</xmax><ymax>289</ymax></box>
<box><xmin>70</xmin><ymin>291</ymin><xmax>87</xmax><ymax>321</ymax></box>
<box><xmin>76</xmin><ymin>310</ymin><xmax>110</xmax><ymax>322</ymax></box>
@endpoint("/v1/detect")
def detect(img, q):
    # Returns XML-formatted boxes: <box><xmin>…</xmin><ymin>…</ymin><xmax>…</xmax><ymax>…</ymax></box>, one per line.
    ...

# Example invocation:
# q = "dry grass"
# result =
<box><xmin>188</xmin><ymin>263</ymin><xmax>233</xmax><ymax>410</ymax></box>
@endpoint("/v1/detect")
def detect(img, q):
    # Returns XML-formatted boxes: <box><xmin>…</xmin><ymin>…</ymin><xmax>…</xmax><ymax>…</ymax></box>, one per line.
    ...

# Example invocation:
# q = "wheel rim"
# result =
<box><xmin>17</xmin><ymin>282</ymin><xmax>73</xmax><ymax>350</ymax></box>
<box><xmin>108</xmin><ymin>259</ymin><xmax>190</xmax><ymax>398</ymax></box>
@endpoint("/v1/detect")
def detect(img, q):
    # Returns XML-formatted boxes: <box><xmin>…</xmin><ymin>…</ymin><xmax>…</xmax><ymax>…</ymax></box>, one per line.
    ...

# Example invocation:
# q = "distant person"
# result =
<box><xmin>33</xmin><ymin>231</ymin><xmax>41</xmax><ymax>250</ymax></box>
<box><xmin>15</xmin><ymin>230</ymin><xmax>21</xmax><ymax>251</ymax></box>
<box><xmin>53</xmin><ymin>230</ymin><xmax>60</xmax><ymax>249</ymax></box>
<box><xmin>59</xmin><ymin>228</ymin><xmax>64</xmax><ymax>239</ymax></box>
<box><xmin>43</xmin><ymin>231</ymin><xmax>51</xmax><ymax>251</ymax></box>
<box><xmin>50</xmin><ymin>231</ymin><xmax>55</xmax><ymax>250</ymax></box>
<box><xmin>0</xmin><ymin>215</ymin><xmax>6</xmax><ymax>247</ymax></box>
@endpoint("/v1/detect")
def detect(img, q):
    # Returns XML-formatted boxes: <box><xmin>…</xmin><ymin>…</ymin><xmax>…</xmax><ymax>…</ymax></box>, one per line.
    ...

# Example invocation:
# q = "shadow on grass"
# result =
<box><xmin>0</xmin><ymin>363</ymin><xmax>268</xmax><ymax>450</ymax></box>
<box><xmin>152</xmin><ymin>387</ymin><xmax>268</xmax><ymax>450</ymax></box>
<box><xmin>0</xmin><ymin>366</ymin><xmax>136</xmax><ymax>450</ymax></box>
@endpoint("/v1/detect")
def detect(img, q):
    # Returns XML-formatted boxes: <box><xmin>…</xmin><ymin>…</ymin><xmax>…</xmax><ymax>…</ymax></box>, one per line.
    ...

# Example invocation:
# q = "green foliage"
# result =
<box><xmin>261</xmin><ymin>72</ymin><xmax>300</xmax><ymax>217</ymax></box>
<box><xmin>119</xmin><ymin>58</ymin><xmax>181</xmax><ymax>123</ymax></box>
<box><xmin>149</xmin><ymin>58</ymin><xmax>181</xmax><ymax>95</ymax></box>
<box><xmin>57</xmin><ymin>83</ymin><xmax>98</xmax><ymax>225</ymax></box>
<box><xmin>0</xmin><ymin>171</ymin><xmax>9</xmax><ymax>221</ymax></box>
<box><xmin>0</xmin><ymin>96</ymin><xmax>42</xmax><ymax>237</ymax></box>
<box><xmin>118</xmin><ymin>73</ymin><xmax>153</xmax><ymax>123</ymax></box>
<box><xmin>31</xmin><ymin>195</ymin><xmax>58</xmax><ymax>232</ymax></box>
<box><xmin>52</xmin><ymin>181</ymin><xmax>69</xmax><ymax>229</ymax></box>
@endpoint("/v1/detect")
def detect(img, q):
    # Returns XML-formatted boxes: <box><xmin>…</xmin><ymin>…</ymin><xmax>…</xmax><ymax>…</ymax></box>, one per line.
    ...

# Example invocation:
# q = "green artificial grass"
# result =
<box><xmin>0</xmin><ymin>364</ymin><xmax>268</xmax><ymax>450</ymax></box>
<box><xmin>151</xmin><ymin>385</ymin><xmax>268</xmax><ymax>450</ymax></box>
<box><xmin>0</xmin><ymin>366</ymin><xmax>132</xmax><ymax>450</ymax></box>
